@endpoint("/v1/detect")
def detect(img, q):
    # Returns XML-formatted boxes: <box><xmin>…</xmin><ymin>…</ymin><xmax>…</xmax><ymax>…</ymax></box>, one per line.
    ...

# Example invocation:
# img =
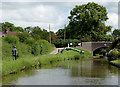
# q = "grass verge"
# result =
<box><xmin>110</xmin><ymin>60</ymin><xmax>120</xmax><ymax>65</ymax></box>
<box><xmin>2</xmin><ymin>48</ymin><xmax>93</xmax><ymax>76</ymax></box>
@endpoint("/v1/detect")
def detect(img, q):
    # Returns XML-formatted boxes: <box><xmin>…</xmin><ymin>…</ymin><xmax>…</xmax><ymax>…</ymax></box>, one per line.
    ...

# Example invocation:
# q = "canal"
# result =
<box><xmin>2</xmin><ymin>58</ymin><xmax>120</xmax><ymax>85</ymax></box>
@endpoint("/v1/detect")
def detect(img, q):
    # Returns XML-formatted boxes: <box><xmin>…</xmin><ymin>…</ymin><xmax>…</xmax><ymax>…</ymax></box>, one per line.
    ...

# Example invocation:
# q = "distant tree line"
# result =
<box><xmin>1</xmin><ymin>2</ymin><xmax>120</xmax><ymax>48</ymax></box>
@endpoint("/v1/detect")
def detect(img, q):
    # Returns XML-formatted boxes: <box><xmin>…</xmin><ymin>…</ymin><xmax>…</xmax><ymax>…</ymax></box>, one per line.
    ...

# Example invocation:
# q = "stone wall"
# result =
<box><xmin>76</xmin><ymin>42</ymin><xmax>112</xmax><ymax>55</ymax></box>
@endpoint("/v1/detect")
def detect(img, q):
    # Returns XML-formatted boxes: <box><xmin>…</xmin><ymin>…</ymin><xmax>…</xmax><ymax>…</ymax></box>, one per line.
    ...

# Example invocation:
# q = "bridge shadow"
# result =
<box><xmin>93</xmin><ymin>47</ymin><xmax>109</xmax><ymax>56</ymax></box>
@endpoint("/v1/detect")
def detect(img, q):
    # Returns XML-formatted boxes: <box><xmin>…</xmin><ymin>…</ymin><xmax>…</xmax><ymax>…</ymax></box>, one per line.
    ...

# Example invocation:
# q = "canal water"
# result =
<box><xmin>2</xmin><ymin>59</ymin><xmax>120</xmax><ymax>85</ymax></box>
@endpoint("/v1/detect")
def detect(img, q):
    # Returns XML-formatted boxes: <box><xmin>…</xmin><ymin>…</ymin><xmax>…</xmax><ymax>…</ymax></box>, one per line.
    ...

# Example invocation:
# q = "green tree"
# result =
<box><xmin>112</xmin><ymin>29</ymin><xmax>120</xmax><ymax>39</ymax></box>
<box><xmin>1</xmin><ymin>22</ymin><xmax>24</xmax><ymax>32</ymax></box>
<box><xmin>30</xmin><ymin>26</ymin><xmax>49</xmax><ymax>41</ymax></box>
<box><xmin>111</xmin><ymin>37</ymin><xmax>120</xmax><ymax>49</ymax></box>
<box><xmin>56</xmin><ymin>29</ymin><xmax>64</xmax><ymax>39</ymax></box>
<box><xmin>1</xmin><ymin>22</ymin><xmax>14</xmax><ymax>31</ymax></box>
<box><xmin>13</xmin><ymin>26</ymin><xmax>24</xmax><ymax>32</ymax></box>
<box><xmin>24</xmin><ymin>26</ymin><xmax>31</xmax><ymax>33</ymax></box>
<box><xmin>67</xmin><ymin>2</ymin><xmax>112</xmax><ymax>41</ymax></box>
<box><xmin>16</xmin><ymin>32</ymin><xmax>30</xmax><ymax>42</ymax></box>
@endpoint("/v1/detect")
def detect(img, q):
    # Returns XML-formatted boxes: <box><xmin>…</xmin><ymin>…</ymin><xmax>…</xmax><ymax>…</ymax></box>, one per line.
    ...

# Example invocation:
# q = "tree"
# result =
<box><xmin>13</xmin><ymin>26</ymin><xmax>24</xmax><ymax>32</ymax></box>
<box><xmin>1</xmin><ymin>22</ymin><xmax>14</xmax><ymax>31</ymax></box>
<box><xmin>67</xmin><ymin>2</ymin><xmax>112</xmax><ymax>41</ymax></box>
<box><xmin>24</xmin><ymin>26</ymin><xmax>31</xmax><ymax>33</ymax></box>
<box><xmin>0</xmin><ymin>22</ymin><xmax>24</xmax><ymax>32</ymax></box>
<box><xmin>112</xmin><ymin>29</ymin><xmax>120</xmax><ymax>39</ymax></box>
<box><xmin>56</xmin><ymin>29</ymin><xmax>64</xmax><ymax>39</ymax></box>
<box><xmin>111</xmin><ymin>37</ymin><xmax>120</xmax><ymax>49</ymax></box>
<box><xmin>30</xmin><ymin>26</ymin><xmax>49</xmax><ymax>41</ymax></box>
<box><xmin>16</xmin><ymin>32</ymin><xmax>30</xmax><ymax>42</ymax></box>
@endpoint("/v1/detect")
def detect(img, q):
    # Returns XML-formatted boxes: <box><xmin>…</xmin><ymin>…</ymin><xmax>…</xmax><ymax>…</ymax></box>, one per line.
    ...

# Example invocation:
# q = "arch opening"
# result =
<box><xmin>93</xmin><ymin>47</ymin><xmax>110</xmax><ymax>56</ymax></box>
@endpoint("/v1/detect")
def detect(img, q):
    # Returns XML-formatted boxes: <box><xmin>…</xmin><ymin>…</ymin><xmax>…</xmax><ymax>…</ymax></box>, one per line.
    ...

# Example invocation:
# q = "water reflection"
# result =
<box><xmin>2</xmin><ymin>59</ymin><xmax>119</xmax><ymax>85</ymax></box>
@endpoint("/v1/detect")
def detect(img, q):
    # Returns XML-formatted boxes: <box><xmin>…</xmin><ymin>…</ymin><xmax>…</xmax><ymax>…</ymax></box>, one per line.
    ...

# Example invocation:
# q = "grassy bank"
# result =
<box><xmin>110</xmin><ymin>60</ymin><xmax>120</xmax><ymax>65</ymax></box>
<box><xmin>109</xmin><ymin>60</ymin><xmax>120</xmax><ymax>68</ymax></box>
<box><xmin>72</xmin><ymin>47</ymin><xmax>93</xmax><ymax>58</ymax></box>
<box><xmin>2</xmin><ymin>49</ymin><xmax>93</xmax><ymax>76</ymax></box>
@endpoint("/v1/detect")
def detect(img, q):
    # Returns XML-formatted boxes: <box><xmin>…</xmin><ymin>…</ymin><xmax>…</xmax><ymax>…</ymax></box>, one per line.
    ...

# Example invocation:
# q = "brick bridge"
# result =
<box><xmin>76</xmin><ymin>42</ymin><xmax>112</xmax><ymax>56</ymax></box>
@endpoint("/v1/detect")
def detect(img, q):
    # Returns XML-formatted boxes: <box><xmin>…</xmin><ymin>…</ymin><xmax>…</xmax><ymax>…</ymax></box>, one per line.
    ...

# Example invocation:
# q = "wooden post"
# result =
<box><xmin>49</xmin><ymin>24</ymin><xmax>51</xmax><ymax>44</ymax></box>
<box><xmin>64</xmin><ymin>24</ymin><xmax>66</xmax><ymax>41</ymax></box>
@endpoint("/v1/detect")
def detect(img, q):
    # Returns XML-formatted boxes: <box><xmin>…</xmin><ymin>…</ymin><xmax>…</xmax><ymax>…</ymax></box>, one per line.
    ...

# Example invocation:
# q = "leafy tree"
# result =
<box><xmin>30</xmin><ymin>26</ymin><xmax>49</xmax><ymax>41</ymax></box>
<box><xmin>112</xmin><ymin>29</ymin><xmax>120</xmax><ymax>39</ymax></box>
<box><xmin>1</xmin><ymin>22</ymin><xmax>14</xmax><ymax>31</ymax></box>
<box><xmin>13</xmin><ymin>26</ymin><xmax>24</xmax><ymax>32</ymax></box>
<box><xmin>1</xmin><ymin>22</ymin><xmax>24</xmax><ymax>32</ymax></box>
<box><xmin>24</xmin><ymin>26</ymin><xmax>31</xmax><ymax>33</ymax></box>
<box><xmin>16</xmin><ymin>32</ymin><xmax>30</xmax><ymax>42</ymax></box>
<box><xmin>67</xmin><ymin>2</ymin><xmax>112</xmax><ymax>41</ymax></box>
<box><xmin>56</xmin><ymin>29</ymin><xmax>64</xmax><ymax>39</ymax></box>
<box><xmin>111</xmin><ymin>37</ymin><xmax>120</xmax><ymax>49</ymax></box>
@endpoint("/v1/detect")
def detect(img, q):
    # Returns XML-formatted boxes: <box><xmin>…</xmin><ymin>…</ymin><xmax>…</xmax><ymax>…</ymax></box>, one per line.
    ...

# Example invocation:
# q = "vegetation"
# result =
<box><xmin>112</xmin><ymin>29</ymin><xmax>120</xmax><ymax>39</ymax></box>
<box><xmin>56</xmin><ymin>2</ymin><xmax>114</xmax><ymax>42</ymax></box>
<box><xmin>2</xmin><ymin>35</ymin><xmax>54</xmax><ymax>59</ymax></box>
<box><xmin>2</xmin><ymin>49</ymin><xmax>93</xmax><ymax>76</ymax></box>
<box><xmin>52</xmin><ymin>39</ymin><xmax>80</xmax><ymax>47</ymax></box>
<box><xmin>107</xmin><ymin>49</ymin><xmax>120</xmax><ymax>61</ymax></box>
<box><xmin>106</xmin><ymin>37</ymin><xmax>120</xmax><ymax>67</ymax></box>
<box><xmin>110</xmin><ymin>60</ymin><xmax>120</xmax><ymax>65</ymax></box>
<box><xmin>111</xmin><ymin>37</ymin><xmax>120</xmax><ymax>49</ymax></box>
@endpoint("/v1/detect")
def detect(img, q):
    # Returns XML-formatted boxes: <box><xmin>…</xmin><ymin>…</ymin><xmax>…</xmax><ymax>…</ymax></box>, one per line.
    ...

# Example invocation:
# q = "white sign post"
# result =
<box><xmin>68</xmin><ymin>43</ymin><xmax>69</xmax><ymax>48</ymax></box>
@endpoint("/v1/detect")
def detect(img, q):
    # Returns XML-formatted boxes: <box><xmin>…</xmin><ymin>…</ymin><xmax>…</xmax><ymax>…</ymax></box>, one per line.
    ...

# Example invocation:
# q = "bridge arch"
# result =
<box><xmin>93</xmin><ymin>46</ymin><xmax>109</xmax><ymax>56</ymax></box>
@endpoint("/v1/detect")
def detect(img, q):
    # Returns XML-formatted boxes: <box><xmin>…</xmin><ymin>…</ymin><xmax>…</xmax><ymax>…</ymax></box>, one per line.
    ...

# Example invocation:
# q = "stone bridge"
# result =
<box><xmin>76</xmin><ymin>42</ymin><xmax>112</xmax><ymax>56</ymax></box>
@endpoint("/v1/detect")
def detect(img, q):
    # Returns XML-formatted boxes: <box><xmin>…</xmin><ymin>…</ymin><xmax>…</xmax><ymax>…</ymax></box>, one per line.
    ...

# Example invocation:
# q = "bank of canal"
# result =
<box><xmin>2</xmin><ymin>58</ymin><xmax>119</xmax><ymax>85</ymax></box>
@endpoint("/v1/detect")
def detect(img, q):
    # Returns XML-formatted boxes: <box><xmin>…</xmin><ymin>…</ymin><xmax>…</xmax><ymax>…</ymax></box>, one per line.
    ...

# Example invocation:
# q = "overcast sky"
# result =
<box><xmin>0</xmin><ymin>0</ymin><xmax>119</xmax><ymax>32</ymax></box>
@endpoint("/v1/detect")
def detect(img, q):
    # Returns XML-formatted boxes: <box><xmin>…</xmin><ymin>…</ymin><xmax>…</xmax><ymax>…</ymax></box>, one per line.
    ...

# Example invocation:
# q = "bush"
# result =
<box><xmin>16</xmin><ymin>32</ymin><xmax>30</xmax><ymax>42</ymax></box>
<box><xmin>107</xmin><ymin>49</ymin><xmax>120</xmax><ymax>61</ymax></box>
<box><xmin>2</xmin><ymin>35</ymin><xmax>54</xmax><ymax>58</ymax></box>
<box><xmin>24</xmin><ymin>39</ymin><xmax>54</xmax><ymax>56</ymax></box>
<box><xmin>4</xmin><ymin>35</ymin><xmax>19</xmax><ymax>45</ymax></box>
<box><xmin>3</xmin><ymin>35</ymin><xmax>21</xmax><ymax>57</ymax></box>
<box><xmin>52</xmin><ymin>39</ymin><xmax>80</xmax><ymax>47</ymax></box>
<box><xmin>19</xmin><ymin>43</ymin><xmax>32</xmax><ymax>56</ymax></box>
<box><xmin>38</xmin><ymin>40</ymin><xmax>54</xmax><ymax>55</ymax></box>
<box><xmin>111</xmin><ymin>37</ymin><xmax>120</xmax><ymax>49</ymax></box>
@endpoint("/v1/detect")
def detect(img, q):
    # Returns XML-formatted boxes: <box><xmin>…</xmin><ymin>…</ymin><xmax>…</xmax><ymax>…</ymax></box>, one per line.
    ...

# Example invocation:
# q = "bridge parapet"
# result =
<box><xmin>76</xmin><ymin>42</ymin><xmax>112</xmax><ymax>55</ymax></box>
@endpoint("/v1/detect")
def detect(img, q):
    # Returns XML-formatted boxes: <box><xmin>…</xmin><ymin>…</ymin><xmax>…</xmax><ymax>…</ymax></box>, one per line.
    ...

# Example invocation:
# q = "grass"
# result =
<box><xmin>2</xmin><ymin>48</ymin><xmax>93</xmax><ymax>76</ymax></box>
<box><xmin>110</xmin><ymin>60</ymin><xmax>120</xmax><ymax>65</ymax></box>
<box><xmin>72</xmin><ymin>47</ymin><xmax>93</xmax><ymax>58</ymax></box>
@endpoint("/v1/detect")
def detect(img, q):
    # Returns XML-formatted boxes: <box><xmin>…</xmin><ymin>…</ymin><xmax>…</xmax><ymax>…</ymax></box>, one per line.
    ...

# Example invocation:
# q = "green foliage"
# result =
<box><xmin>107</xmin><ymin>49</ymin><xmax>120</xmax><ymax>61</ymax></box>
<box><xmin>1</xmin><ymin>22</ymin><xmax>24</xmax><ymax>32</ymax></box>
<box><xmin>24</xmin><ymin>39</ymin><xmax>40</xmax><ymax>56</ymax></box>
<box><xmin>56</xmin><ymin>29</ymin><xmax>64</xmax><ymax>39</ymax></box>
<box><xmin>24</xmin><ymin>39</ymin><xmax>54</xmax><ymax>56</ymax></box>
<box><xmin>60</xmin><ymin>2</ymin><xmax>112</xmax><ymax>41</ymax></box>
<box><xmin>111</xmin><ymin>60</ymin><xmax>120</xmax><ymax>65</ymax></box>
<box><xmin>111</xmin><ymin>37</ymin><xmax>120</xmax><ymax>49</ymax></box>
<box><xmin>4</xmin><ymin>35</ymin><xmax>19</xmax><ymax>45</ymax></box>
<box><xmin>32</xmin><ymin>42</ymin><xmax>40</xmax><ymax>56</ymax></box>
<box><xmin>112</xmin><ymin>29</ymin><xmax>120</xmax><ymax>39</ymax></box>
<box><xmin>3</xmin><ymin>35</ymin><xmax>21</xmax><ymax>57</ymax></box>
<box><xmin>19</xmin><ymin>43</ymin><xmax>32</xmax><ymax>56</ymax></box>
<box><xmin>30</xmin><ymin>27</ymin><xmax>49</xmax><ymax>41</ymax></box>
<box><xmin>2</xmin><ymin>40</ymin><xmax>13</xmax><ymax>58</ymax></box>
<box><xmin>2</xmin><ymin>49</ymin><xmax>93</xmax><ymax>76</ymax></box>
<box><xmin>16</xmin><ymin>32</ymin><xmax>30</xmax><ymax>42</ymax></box>
<box><xmin>38</xmin><ymin>40</ymin><xmax>54</xmax><ymax>55</ymax></box>
<box><xmin>52</xmin><ymin>39</ymin><xmax>80</xmax><ymax>47</ymax></box>
<box><xmin>2</xmin><ymin>35</ymin><xmax>54</xmax><ymax>58</ymax></box>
